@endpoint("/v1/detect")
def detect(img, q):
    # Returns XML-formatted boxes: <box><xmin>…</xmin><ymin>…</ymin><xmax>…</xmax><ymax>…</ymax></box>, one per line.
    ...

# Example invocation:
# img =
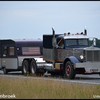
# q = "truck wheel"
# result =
<box><xmin>30</xmin><ymin>60</ymin><xmax>37</xmax><ymax>76</ymax></box>
<box><xmin>64</xmin><ymin>61</ymin><xmax>76</xmax><ymax>79</ymax></box>
<box><xmin>22</xmin><ymin>60</ymin><xmax>29</xmax><ymax>75</ymax></box>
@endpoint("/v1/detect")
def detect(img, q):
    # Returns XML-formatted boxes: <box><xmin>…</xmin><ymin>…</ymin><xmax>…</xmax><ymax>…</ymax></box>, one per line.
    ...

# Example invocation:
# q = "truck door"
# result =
<box><xmin>1</xmin><ymin>40</ymin><xmax>18</xmax><ymax>70</ymax></box>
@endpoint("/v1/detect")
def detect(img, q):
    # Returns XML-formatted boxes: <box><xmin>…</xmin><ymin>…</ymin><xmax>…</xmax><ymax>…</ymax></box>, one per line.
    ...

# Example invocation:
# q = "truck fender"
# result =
<box><xmin>22</xmin><ymin>58</ymin><xmax>36</xmax><ymax>63</ymax></box>
<box><xmin>63</xmin><ymin>56</ymin><xmax>80</xmax><ymax>67</ymax></box>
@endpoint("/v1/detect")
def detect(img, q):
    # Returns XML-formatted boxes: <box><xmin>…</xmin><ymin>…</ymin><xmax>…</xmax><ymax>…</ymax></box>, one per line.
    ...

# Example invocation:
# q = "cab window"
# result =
<box><xmin>57</xmin><ymin>38</ymin><xmax>64</xmax><ymax>48</ymax></box>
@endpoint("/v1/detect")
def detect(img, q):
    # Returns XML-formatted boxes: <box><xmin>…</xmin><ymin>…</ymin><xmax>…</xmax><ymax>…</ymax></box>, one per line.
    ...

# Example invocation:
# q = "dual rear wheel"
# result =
<box><xmin>22</xmin><ymin>59</ymin><xmax>37</xmax><ymax>76</ymax></box>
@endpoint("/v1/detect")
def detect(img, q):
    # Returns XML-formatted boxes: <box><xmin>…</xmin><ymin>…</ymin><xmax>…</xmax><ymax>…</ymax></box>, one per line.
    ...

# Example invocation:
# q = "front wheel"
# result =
<box><xmin>64</xmin><ymin>61</ymin><xmax>76</xmax><ymax>79</ymax></box>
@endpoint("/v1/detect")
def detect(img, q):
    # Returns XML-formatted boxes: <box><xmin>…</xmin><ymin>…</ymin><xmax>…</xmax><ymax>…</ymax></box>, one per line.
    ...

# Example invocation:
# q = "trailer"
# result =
<box><xmin>0</xmin><ymin>39</ymin><xmax>47</xmax><ymax>75</ymax></box>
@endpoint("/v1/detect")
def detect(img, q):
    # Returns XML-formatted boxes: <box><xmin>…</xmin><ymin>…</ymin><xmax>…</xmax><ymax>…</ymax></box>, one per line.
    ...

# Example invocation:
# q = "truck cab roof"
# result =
<box><xmin>57</xmin><ymin>33</ymin><xmax>89</xmax><ymax>40</ymax></box>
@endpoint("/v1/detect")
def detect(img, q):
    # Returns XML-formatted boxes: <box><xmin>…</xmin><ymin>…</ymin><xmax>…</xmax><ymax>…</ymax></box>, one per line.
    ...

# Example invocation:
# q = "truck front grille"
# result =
<box><xmin>85</xmin><ymin>50</ymin><xmax>100</xmax><ymax>62</ymax></box>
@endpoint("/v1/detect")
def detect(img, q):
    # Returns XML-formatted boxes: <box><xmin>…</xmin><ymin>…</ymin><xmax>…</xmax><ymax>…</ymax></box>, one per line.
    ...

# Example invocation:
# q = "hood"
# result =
<box><xmin>83</xmin><ymin>46</ymin><xmax>100</xmax><ymax>51</ymax></box>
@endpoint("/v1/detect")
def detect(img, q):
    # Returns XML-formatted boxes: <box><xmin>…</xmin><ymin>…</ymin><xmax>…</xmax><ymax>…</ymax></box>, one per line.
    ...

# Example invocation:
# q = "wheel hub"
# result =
<box><xmin>66</xmin><ymin>65</ymin><xmax>71</xmax><ymax>76</ymax></box>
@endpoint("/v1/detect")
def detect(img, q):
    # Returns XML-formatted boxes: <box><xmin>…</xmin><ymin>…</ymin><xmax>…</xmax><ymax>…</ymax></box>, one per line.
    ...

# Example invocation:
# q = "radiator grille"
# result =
<box><xmin>85</xmin><ymin>50</ymin><xmax>100</xmax><ymax>61</ymax></box>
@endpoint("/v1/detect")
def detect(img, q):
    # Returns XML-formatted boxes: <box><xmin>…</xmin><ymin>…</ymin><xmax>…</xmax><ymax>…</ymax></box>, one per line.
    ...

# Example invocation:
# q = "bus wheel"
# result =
<box><xmin>30</xmin><ymin>60</ymin><xmax>37</xmax><ymax>76</ymax></box>
<box><xmin>64</xmin><ymin>61</ymin><xmax>76</xmax><ymax>79</ymax></box>
<box><xmin>3</xmin><ymin>67</ymin><xmax>8</xmax><ymax>74</ymax></box>
<box><xmin>22</xmin><ymin>60</ymin><xmax>29</xmax><ymax>75</ymax></box>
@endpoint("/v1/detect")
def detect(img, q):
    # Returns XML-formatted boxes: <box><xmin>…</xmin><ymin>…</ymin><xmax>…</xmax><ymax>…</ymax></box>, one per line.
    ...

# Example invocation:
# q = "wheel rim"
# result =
<box><xmin>66</xmin><ymin>65</ymin><xmax>71</xmax><ymax>77</ymax></box>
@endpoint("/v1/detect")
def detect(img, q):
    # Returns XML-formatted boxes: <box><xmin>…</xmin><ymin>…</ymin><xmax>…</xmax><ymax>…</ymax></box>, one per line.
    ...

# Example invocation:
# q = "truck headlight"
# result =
<box><xmin>80</xmin><ymin>55</ymin><xmax>84</xmax><ymax>59</ymax></box>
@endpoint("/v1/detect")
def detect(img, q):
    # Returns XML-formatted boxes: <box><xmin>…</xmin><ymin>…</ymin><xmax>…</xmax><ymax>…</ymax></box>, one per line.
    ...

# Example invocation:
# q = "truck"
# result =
<box><xmin>0</xmin><ymin>28</ymin><xmax>100</xmax><ymax>79</ymax></box>
<box><xmin>43</xmin><ymin>28</ymin><xmax>100</xmax><ymax>79</ymax></box>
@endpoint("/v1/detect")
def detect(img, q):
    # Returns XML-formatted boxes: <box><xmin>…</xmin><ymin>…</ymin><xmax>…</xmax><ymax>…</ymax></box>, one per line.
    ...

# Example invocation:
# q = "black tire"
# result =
<box><xmin>3</xmin><ymin>67</ymin><xmax>8</xmax><ymax>74</ymax></box>
<box><xmin>30</xmin><ymin>60</ymin><xmax>37</xmax><ymax>76</ymax></box>
<box><xmin>22</xmin><ymin>60</ymin><xmax>29</xmax><ymax>75</ymax></box>
<box><xmin>64</xmin><ymin>61</ymin><xmax>76</xmax><ymax>79</ymax></box>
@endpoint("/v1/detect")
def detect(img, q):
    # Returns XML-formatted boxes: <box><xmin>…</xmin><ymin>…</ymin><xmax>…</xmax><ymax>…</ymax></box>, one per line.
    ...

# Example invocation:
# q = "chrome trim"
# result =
<box><xmin>75</xmin><ymin>62</ymin><xmax>100</xmax><ymax>73</ymax></box>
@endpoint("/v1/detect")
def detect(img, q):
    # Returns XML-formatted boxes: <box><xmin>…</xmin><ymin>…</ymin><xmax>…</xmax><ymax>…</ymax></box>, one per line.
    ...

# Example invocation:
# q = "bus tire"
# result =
<box><xmin>30</xmin><ymin>60</ymin><xmax>37</xmax><ymax>76</ymax></box>
<box><xmin>64</xmin><ymin>61</ymin><xmax>76</xmax><ymax>79</ymax></box>
<box><xmin>3</xmin><ymin>67</ymin><xmax>8</xmax><ymax>74</ymax></box>
<box><xmin>22</xmin><ymin>60</ymin><xmax>29</xmax><ymax>75</ymax></box>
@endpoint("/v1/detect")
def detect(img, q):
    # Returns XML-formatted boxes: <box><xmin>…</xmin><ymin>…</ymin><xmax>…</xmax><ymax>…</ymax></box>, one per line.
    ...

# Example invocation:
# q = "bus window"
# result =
<box><xmin>9</xmin><ymin>47</ymin><xmax>15</xmax><ymax>56</ymax></box>
<box><xmin>2</xmin><ymin>46</ymin><xmax>15</xmax><ymax>57</ymax></box>
<box><xmin>3</xmin><ymin>46</ymin><xmax>7</xmax><ymax>57</ymax></box>
<box><xmin>22</xmin><ymin>47</ymin><xmax>41</xmax><ymax>56</ymax></box>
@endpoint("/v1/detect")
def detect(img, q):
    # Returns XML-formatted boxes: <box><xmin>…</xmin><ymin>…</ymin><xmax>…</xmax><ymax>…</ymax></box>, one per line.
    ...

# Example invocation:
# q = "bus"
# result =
<box><xmin>0</xmin><ymin>39</ymin><xmax>46</xmax><ymax>75</ymax></box>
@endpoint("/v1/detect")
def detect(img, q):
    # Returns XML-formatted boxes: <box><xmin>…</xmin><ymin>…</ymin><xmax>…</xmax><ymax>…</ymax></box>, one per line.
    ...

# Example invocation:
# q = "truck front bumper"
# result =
<box><xmin>75</xmin><ymin>62</ymin><xmax>100</xmax><ymax>73</ymax></box>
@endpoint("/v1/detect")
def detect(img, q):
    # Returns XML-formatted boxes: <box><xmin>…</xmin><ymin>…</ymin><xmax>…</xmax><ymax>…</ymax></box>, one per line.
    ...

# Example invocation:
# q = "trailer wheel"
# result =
<box><xmin>30</xmin><ymin>60</ymin><xmax>37</xmax><ymax>76</ymax></box>
<box><xmin>64</xmin><ymin>61</ymin><xmax>76</xmax><ymax>79</ymax></box>
<box><xmin>3</xmin><ymin>67</ymin><xmax>8</xmax><ymax>74</ymax></box>
<box><xmin>22</xmin><ymin>60</ymin><xmax>29</xmax><ymax>75</ymax></box>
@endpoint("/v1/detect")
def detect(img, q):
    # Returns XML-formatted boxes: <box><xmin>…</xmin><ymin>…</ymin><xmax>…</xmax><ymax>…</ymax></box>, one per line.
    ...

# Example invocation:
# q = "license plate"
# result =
<box><xmin>90</xmin><ymin>69</ymin><xmax>99</xmax><ymax>72</ymax></box>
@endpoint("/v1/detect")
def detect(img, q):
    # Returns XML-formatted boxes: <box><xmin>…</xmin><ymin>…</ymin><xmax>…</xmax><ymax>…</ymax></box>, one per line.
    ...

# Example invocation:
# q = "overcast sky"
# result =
<box><xmin>0</xmin><ymin>1</ymin><xmax>100</xmax><ymax>40</ymax></box>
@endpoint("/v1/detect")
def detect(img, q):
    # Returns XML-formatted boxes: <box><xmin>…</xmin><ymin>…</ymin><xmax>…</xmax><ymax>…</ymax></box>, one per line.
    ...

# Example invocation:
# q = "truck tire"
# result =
<box><xmin>30</xmin><ymin>60</ymin><xmax>37</xmax><ymax>76</ymax></box>
<box><xmin>22</xmin><ymin>60</ymin><xmax>29</xmax><ymax>75</ymax></box>
<box><xmin>64</xmin><ymin>61</ymin><xmax>76</xmax><ymax>79</ymax></box>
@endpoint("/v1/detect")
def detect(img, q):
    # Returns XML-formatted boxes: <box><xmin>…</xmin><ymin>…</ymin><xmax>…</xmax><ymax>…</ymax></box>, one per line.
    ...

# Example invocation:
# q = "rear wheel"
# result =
<box><xmin>30</xmin><ymin>60</ymin><xmax>45</xmax><ymax>76</ymax></box>
<box><xmin>3</xmin><ymin>67</ymin><xmax>8</xmax><ymax>74</ymax></box>
<box><xmin>64</xmin><ymin>61</ymin><xmax>76</xmax><ymax>79</ymax></box>
<box><xmin>22</xmin><ymin>60</ymin><xmax>29</xmax><ymax>75</ymax></box>
<box><xmin>30</xmin><ymin>60</ymin><xmax>37</xmax><ymax>76</ymax></box>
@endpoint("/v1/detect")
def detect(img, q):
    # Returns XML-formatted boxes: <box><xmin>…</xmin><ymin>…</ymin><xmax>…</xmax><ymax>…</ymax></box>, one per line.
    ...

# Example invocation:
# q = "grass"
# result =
<box><xmin>0</xmin><ymin>76</ymin><xmax>100</xmax><ymax>99</ymax></box>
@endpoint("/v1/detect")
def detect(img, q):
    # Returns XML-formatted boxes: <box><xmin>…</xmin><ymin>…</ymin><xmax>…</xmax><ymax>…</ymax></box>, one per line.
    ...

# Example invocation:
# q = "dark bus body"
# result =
<box><xmin>0</xmin><ymin>39</ymin><xmax>45</xmax><ymax>74</ymax></box>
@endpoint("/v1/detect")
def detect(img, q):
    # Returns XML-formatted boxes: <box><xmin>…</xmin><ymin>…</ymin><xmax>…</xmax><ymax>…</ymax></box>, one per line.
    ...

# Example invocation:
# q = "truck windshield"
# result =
<box><xmin>65</xmin><ymin>39</ymin><xmax>89</xmax><ymax>47</ymax></box>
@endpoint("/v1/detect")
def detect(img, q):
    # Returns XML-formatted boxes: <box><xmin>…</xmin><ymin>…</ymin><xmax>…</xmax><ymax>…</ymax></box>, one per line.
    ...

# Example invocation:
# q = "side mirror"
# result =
<box><xmin>93</xmin><ymin>38</ymin><xmax>96</xmax><ymax>46</ymax></box>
